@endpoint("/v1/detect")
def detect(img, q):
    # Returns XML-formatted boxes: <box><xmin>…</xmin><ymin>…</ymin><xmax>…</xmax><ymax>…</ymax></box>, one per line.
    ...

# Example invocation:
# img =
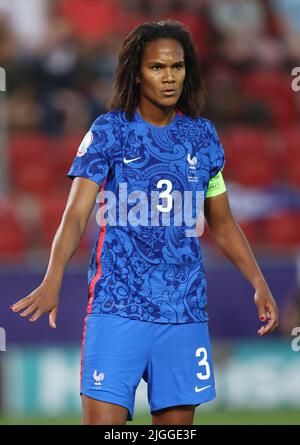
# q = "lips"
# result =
<box><xmin>161</xmin><ymin>89</ymin><xmax>176</xmax><ymax>96</ymax></box>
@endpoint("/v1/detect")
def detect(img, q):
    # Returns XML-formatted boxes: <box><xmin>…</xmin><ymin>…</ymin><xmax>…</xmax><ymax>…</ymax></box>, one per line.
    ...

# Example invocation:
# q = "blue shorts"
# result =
<box><xmin>80</xmin><ymin>313</ymin><xmax>216</xmax><ymax>421</ymax></box>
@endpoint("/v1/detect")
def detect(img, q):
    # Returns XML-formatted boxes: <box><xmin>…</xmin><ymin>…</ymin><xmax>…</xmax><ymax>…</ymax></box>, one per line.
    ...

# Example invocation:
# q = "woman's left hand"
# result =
<box><xmin>254</xmin><ymin>285</ymin><xmax>279</xmax><ymax>336</ymax></box>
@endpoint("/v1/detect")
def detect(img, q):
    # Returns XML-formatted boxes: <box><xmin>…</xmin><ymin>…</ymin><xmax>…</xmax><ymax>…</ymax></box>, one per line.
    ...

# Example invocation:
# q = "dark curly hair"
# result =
<box><xmin>108</xmin><ymin>20</ymin><xmax>207</xmax><ymax>120</ymax></box>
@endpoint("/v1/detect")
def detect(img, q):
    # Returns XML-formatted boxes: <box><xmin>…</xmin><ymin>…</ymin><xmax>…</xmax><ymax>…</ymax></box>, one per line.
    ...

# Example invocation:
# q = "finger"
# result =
<box><xmin>257</xmin><ymin>319</ymin><xmax>278</xmax><ymax>336</ymax></box>
<box><xmin>257</xmin><ymin>326</ymin><xmax>265</xmax><ymax>336</ymax></box>
<box><xmin>49</xmin><ymin>307</ymin><xmax>57</xmax><ymax>329</ymax></box>
<box><xmin>20</xmin><ymin>304</ymin><xmax>38</xmax><ymax>318</ymax></box>
<box><xmin>263</xmin><ymin>320</ymin><xmax>278</xmax><ymax>335</ymax></box>
<box><xmin>264</xmin><ymin>306</ymin><xmax>279</xmax><ymax>330</ymax></box>
<box><xmin>29</xmin><ymin>309</ymin><xmax>42</xmax><ymax>322</ymax></box>
<box><xmin>257</xmin><ymin>319</ymin><xmax>271</xmax><ymax>336</ymax></box>
<box><xmin>256</xmin><ymin>302</ymin><xmax>267</xmax><ymax>321</ymax></box>
<box><xmin>11</xmin><ymin>296</ymin><xmax>34</xmax><ymax>312</ymax></box>
<box><xmin>266</xmin><ymin>324</ymin><xmax>278</xmax><ymax>335</ymax></box>
<box><xmin>257</xmin><ymin>325</ymin><xmax>269</xmax><ymax>336</ymax></box>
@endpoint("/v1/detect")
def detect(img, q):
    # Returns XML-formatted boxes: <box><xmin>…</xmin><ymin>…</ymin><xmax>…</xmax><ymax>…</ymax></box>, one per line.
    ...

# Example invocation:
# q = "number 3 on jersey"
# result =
<box><xmin>157</xmin><ymin>179</ymin><xmax>173</xmax><ymax>212</ymax></box>
<box><xmin>196</xmin><ymin>347</ymin><xmax>210</xmax><ymax>380</ymax></box>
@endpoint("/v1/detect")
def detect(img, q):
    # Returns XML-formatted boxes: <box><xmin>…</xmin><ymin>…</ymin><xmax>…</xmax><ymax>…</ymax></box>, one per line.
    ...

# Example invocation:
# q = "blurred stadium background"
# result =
<box><xmin>0</xmin><ymin>0</ymin><xmax>300</xmax><ymax>425</ymax></box>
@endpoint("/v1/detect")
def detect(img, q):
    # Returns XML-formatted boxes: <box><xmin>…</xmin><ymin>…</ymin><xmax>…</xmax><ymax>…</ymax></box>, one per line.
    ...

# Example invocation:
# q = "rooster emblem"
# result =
<box><xmin>187</xmin><ymin>154</ymin><xmax>197</xmax><ymax>168</ymax></box>
<box><xmin>93</xmin><ymin>370</ymin><xmax>105</xmax><ymax>386</ymax></box>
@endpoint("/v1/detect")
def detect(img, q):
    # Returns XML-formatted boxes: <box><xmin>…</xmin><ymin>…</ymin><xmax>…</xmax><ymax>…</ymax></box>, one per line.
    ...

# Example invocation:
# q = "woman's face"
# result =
<box><xmin>138</xmin><ymin>38</ymin><xmax>186</xmax><ymax>109</ymax></box>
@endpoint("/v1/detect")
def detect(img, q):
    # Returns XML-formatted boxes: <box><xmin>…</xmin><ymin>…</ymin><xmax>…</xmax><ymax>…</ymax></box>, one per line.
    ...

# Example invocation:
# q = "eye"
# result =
<box><xmin>152</xmin><ymin>65</ymin><xmax>161</xmax><ymax>71</ymax></box>
<box><xmin>175</xmin><ymin>64</ymin><xmax>184</xmax><ymax>70</ymax></box>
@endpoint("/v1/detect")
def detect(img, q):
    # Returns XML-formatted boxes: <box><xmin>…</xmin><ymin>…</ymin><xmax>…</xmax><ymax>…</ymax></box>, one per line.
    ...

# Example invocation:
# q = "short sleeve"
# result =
<box><xmin>207</xmin><ymin>121</ymin><xmax>225</xmax><ymax>179</ymax></box>
<box><xmin>67</xmin><ymin>117</ymin><xmax>111</xmax><ymax>187</ymax></box>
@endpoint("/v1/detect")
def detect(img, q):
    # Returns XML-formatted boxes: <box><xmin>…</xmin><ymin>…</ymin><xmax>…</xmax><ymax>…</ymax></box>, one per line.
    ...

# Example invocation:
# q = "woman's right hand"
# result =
<box><xmin>10</xmin><ymin>279</ymin><xmax>60</xmax><ymax>328</ymax></box>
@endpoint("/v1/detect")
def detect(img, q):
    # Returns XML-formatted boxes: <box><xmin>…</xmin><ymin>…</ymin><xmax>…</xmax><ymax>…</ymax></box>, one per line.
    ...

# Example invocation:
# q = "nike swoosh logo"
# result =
<box><xmin>123</xmin><ymin>156</ymin><xmax>141</xmax><ymax>164</ymax></box>
<box><xmin>195</xmin><ymin>384</ymin><xmax>212</xmax><ymax>393</ymax></box>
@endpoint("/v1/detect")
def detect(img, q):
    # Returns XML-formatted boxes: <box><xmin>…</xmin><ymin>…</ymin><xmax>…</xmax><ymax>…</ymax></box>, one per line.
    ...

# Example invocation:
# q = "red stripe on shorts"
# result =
<box><xmin>80</xmin><ymin>177</ymin><xmax>107</xmax><ymax>388</ymax></box>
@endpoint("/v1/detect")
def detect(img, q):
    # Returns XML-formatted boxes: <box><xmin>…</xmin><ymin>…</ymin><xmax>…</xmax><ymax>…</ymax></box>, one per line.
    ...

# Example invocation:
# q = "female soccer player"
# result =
<box><xmin>11</xmin><ymin>21</ymin><xmax>279</xmax><ymax>425</ymax></box>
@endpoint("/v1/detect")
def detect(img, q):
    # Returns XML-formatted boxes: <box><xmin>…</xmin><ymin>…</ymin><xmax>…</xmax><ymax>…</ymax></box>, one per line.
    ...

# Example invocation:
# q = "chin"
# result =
<box><xmin>157</xmin><ymin>97</ymin><xmax>179</xmax><ymax>108</ymax></box>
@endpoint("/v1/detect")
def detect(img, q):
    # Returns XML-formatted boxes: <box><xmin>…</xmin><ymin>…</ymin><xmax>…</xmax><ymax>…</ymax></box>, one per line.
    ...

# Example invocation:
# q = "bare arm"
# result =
<box><xmin>204</xmin><ymin>191</ymin><xmax>279</xmax><ymax>336</ymax></box>
<box><xmin>11</xmin><ymin>177</ymin><xmax>100</xmax><ymax>327</ymax></box>
<box><xmin>44</xmin><ymin>177</ymin><xmax>100</xmax><ymax>285</ymax></box>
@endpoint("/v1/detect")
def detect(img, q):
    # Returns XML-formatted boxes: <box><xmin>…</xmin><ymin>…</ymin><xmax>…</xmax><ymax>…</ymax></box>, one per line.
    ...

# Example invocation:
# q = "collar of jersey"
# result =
<box><xmin>134</xmin><ymin>109</ymin><xmax>180</xmax><ymax>130</ymax></box>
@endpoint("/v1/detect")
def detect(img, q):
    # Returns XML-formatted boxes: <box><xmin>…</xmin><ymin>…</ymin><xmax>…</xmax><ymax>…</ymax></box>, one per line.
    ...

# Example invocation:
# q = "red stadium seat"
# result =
<box><xmin>201</xmin><ymin>220</ymin><xmax>260</xmax><ymax>249</ymax></box>
<box><xmin>277</xmin><ymin>125</ymin><xmax>300</xmax><ymax>185</ymax></box>
<box><xmin>0</xmin><ymin>197</ymin><xmax>15</xmax><ymax>225</ymax></box>
<box><xmin>13</xmin><ymin>163</ymin><xmax>56</xmax><ymax>196</ymax></box>
<box><xmin>9</xmin><ymin>133</ymin><xmax>79</xmax><ymax>195</ymax></box>
<box><xmin>0</xmin><ymin>197</ymin><xmax>25</xmax><ymax>258</ymax></box>
<box><xmin>220</xmin><ymin>127</ymin><xmax>275</xmax><ymax>171</ymax></box>
<box><xmin>230</xmin><ymin>157</ymin><xmax>277</xmax><ymax>188</ymax></box>
<box><xmin>279</xmin><ymin>126</ymin><xmax>300</xmax><ymax>158</ymax></box>
<box><xmin>263</xmin><ymin>212</ymin><xmax>300</xmax><ymax>248</ymax></box>
<box><xmin>39</xmin><ymin>193</ymin><xmax>68</xmax><ymax>248</ymax></box>
<box><xmin>9</xmin><ymin>133</ymin><xmax>51</xmax><ymax>170</ymax></box>
<box><xmin>262</xmin><ymin>95</ymin><xmax>297</xmax><ymax>130</ymax></box>
<box><xmin>238</xmin><ymin>220</ymin><xmax>260</xmax><ymax>245</ymax></box>
<box><xmin>243</xmin><ymin>70</ymin><xmax>294</xmax><ymax>102</ymax></box>
<box><xmin>165</xmin><ymin>12</ymin><xmax>209</xmax><ymax>57</ymax></box>
<box><xmin>283</xmin><ymin>160</ymin><xmax>300</xmax><ymax>189</ymax></box>
<box><xmin>49</xmin><ymin>134</ymin><xmax>81</xmax><ymax>188</ymax></box>
<box><xmin>39</xmin><ymin>192</ymin><xmax>91</xmax><ymax>256</ymax></box>
<box><xmin>222</xmin><ymin>126</ymin><xmax>270</xmax><ymax>153</ymax></box>
<box><xmin>0</xmin><ymin>226</ymin><xmax>25</xmax><ymax>258</ymax></box>
<box><xmin>57</xmin><ymin>0</ymin><xmax>125</xmax><ymax>41</ymax></box>
<box><xmin>221</xmin><ymin>126</ymin><xmax>280</xmax><ymax>187</ymax></box>
<box><xmin>204</xmin><ymin>219</ymin><xmax>260</xmax><ymax>247</ymax></box>
<box><xmin>275</xmin><ymin>126</ymin><xmax>300</xmax><ymax>186</ymax></box>
<box><xmin>243</xmin><ymin>70</ymin><xmax>297</xmax><ymax>129</ymax></box>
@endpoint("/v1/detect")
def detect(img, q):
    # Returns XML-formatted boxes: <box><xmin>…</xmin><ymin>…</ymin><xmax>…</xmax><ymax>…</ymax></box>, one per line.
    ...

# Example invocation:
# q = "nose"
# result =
<box><xmin>162</xmin><ymin>68</ymin><xmax>175</xmax><ymax>83</ymax></box>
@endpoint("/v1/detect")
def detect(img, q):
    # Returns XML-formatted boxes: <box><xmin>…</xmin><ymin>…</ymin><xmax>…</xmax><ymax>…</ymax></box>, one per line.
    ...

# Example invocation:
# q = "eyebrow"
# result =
<box><xmin>147</xmin><ymin>60</ymin><xmax>185</xmax><ymax>66</ymax></box>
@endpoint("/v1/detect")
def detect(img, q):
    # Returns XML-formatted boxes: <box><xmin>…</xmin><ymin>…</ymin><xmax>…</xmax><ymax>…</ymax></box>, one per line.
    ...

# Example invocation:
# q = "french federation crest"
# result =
<box><xmin>187</xmin><ymin>153</ymin><xmax>197</xmax><ymax>169</ymax></box>
<box><xmin>93</xmin><ymin>370</ymin><xmax>105</xmax><ymax>386</ymax></box>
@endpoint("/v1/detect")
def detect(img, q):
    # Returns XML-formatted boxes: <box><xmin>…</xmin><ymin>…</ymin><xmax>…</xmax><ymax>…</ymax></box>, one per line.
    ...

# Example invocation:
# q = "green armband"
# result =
<box><xmin>205</xmin><ymin>170</ymin><xmax>226</xmax><ymax>198</ymax></box>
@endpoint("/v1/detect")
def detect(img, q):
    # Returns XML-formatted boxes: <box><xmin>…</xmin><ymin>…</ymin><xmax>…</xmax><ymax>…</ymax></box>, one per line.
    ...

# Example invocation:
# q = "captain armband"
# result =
<box><xmin>205</xmin><ymin>170</ymin><xmax>227</xmax><ymax>198</ymax></box>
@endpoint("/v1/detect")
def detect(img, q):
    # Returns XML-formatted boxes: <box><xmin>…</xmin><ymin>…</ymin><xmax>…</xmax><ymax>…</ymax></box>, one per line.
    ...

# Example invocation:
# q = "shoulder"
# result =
<box><xmin>193</xmin><ymin>117</ymin><xmax>221</xmax><ymax>144</ymax></box>
<box><xmin>91</xmin><ymin>110</ymin><xmax>126</xmax><ymax>130</ymax></box>
<box><xmin>185</xmin><ymin>116</ymin><xmax>224</xmax><ymax>161</ymax></box>
<box><xmin>194</xmin><ymin>116</ymin><xmax>217</xmax><ymax>133</ymax></box>
<box><xmin>180</xmin><ymin>114</ymin><xmax>216</xmax><ymax>132</ymax></box>
<box><xmin>88</xmin><ymin>111</ymin><xmax>126</xmax><ymax>153</ymax></box>
<box><xmin>180</xmin><ymin>115</ymin><xmax>220</xmax><ymax>145</ymax></box>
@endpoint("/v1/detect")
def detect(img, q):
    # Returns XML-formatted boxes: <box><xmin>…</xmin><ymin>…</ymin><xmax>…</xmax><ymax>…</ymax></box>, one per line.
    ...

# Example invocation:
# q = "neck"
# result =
<box><xmin>137</xmin><ymin>101</ymin><xmax>176</xmax><ymax>127</ymax></box>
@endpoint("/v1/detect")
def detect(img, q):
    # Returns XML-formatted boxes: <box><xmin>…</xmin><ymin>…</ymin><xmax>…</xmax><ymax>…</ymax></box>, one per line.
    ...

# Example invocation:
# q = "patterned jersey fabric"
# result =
<box><xmin>68</xmin><ymin>110</ymin><xmax>225</xmax><ymax>323</ymax></box>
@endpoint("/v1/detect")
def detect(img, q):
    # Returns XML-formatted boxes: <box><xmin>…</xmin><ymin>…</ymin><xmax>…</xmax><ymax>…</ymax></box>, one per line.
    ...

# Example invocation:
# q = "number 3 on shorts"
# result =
<box><xmin>196</xmin><ymin>347</ymin><xmax>210</xmax><ymax>380</ymax></box>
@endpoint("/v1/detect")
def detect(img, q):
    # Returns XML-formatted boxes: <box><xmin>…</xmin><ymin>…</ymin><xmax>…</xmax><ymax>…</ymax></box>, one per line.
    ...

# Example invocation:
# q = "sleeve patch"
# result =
<box><xmin>76</xmin><ymin>131</ymin><xmax>93</xmax><ymax>157</ymax></box>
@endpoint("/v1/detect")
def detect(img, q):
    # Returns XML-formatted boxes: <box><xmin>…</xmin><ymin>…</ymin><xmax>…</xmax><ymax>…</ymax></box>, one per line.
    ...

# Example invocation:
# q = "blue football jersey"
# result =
<box><xmin>68</xmin><ymin>110</ymin><xmax>225</xmax><ymax>323</ymax></box>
